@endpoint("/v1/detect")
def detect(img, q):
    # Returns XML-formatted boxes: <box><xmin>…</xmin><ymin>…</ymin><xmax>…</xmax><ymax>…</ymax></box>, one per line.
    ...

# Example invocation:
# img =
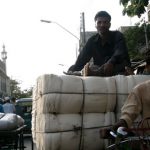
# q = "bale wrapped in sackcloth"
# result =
<box><xmin>35</xmin><ymin>112</ymin><xmax>115</xmax><ymax>133</ymax></box>
<box><xmin>33</xmin><ymin>74</ymin><xmax>116</xmax><ymax>114</ymax></box>
<box><xmin>32</xmin><ymin>74</ymin><xmax>117</xmax><ymax>150</ymax></box>
<box><xmin>115</xmin><ymin>75</ymin><xmax>150</xmax><ymax>121</ymax></box>
<box><xmin>34</xmin><ymin>112</ymin><xmax>115</xmax><ymax>150</ymax></box>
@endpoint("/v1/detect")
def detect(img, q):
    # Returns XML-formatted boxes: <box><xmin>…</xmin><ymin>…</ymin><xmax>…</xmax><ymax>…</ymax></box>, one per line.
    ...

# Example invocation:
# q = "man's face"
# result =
<box><xmin>95</xmin><ymin>17</ymin><xmax>111</xmax><ymax>34</ymax></box>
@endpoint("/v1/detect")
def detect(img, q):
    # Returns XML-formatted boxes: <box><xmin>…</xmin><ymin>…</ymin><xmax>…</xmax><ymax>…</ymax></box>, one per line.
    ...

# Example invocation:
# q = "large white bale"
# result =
<box><xmin>115</xmin><ymin>75</ymin><xmax>150</xmax><ymax>120</ymax></box>
<box><xmin>81</xmin><ymin>76</ymin><xmax>116</xmax><ymax>113</ymax></box>
<box><xmin>32</xmin><ymin>109</ymin><xmax>36</xmax><ymax>143</ymax></box>
<box><xmin>83</xmin><ymin>112</ymin><xmax>115</xmax><ymax>128</ymax></box>
<box><xmin>115</xmin><ymin>75</ymin><xmax>150</xmax><ymax>97</ymax></box>
<box><xmin>83</xmin><ymin>128</ymin><xmax>105</xmax><ymax>150</ymax></box>
<box><xmin>33</xmin><ymin>75</ymin><xmax>116</xmax><ymax>114</ymax></box>
<box><xmin>127</xmin><ymin>75</ymin><xmax>150</xmax><ymax>92</ymax></box>
<box><xmin>34</xmin><ymin>93</ymin><xmax>115</xmax><ymax>114</ymax></box>
<box><xmin>35</xmin><ymin>132</ymin><xmax>80</xmax><ymax>150</ymax></box>
<box><xmin>35</xmin><ymin>94</ymin><xmax>83</xmax><ymax>114</ymax></box>
<box><xmin>83</xmin><ymin>76</ymin><xmax>116</xmax><ymax>112</ymax></box>
<box><xmin>32</xmin><ymin>74</ymin><xmax>150</xmax><ymax>150</ymax></box>
<box><xmin>83</xmin><ymin>94</ymin><xmax>115</xmax><ymax>112</ymax></box>
<box><xmin>34</xmin><ymin>129</ymin><xmax>107</xmax><ymax>150</ymax></box>
<box><xmin>35</xmin><ymin>74</ymin><xmax>83</xmax><ymax>95</ymax></box>
<box><xmin>32</xmin><ymin>96</ymin><xmax>37</xmax><ymax>142</ymax></box>
<box><xmin>82</xmin><ymin>76</ymin><xmax>115</xmax><ymax>94</ymax></box>
<box><xmin>35</xmin><ymin>114</ymin><xmax>81</xmax><ymax>132</ymax></box>
<box><xmin>34</xmin><ymin>112</ymin><xmax>115</xmax><ymax>133</ymax></box>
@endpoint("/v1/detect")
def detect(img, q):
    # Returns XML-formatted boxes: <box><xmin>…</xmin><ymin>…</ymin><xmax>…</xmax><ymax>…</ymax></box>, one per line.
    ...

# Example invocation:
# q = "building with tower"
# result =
<box><xmin>0</xmin><ymin>45</ymin><xmax>10</xmax><ymax>98</ymax></box>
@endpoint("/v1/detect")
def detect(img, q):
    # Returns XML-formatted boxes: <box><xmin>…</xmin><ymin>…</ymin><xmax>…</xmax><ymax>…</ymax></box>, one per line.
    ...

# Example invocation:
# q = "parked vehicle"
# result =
<box><xmin>15</xmin><ymin>98</ymin><xmax>32</xmax><ymax>134</ymax></box>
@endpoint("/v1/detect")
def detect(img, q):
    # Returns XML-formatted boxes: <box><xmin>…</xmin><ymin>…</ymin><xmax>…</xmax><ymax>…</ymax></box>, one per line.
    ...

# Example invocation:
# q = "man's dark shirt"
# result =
<box><xmin>69</xmin><ymin>31</ymin><xmax>131</xmax><ymax>73</ymax></box>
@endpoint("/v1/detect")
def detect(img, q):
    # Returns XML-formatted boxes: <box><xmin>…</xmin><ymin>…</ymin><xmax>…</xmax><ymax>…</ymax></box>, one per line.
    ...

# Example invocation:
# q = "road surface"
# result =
<box><xmin>24</xmin><ymin>135</ymin><xmax>37</xmax><ymax>150</ymax></box>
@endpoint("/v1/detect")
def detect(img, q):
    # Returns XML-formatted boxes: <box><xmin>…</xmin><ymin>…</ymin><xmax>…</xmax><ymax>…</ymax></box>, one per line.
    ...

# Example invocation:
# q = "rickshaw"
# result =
<box><xmin>15</xmin><ymin>98</ymin><xmax>32</xmax><ymax>134</ymax></box>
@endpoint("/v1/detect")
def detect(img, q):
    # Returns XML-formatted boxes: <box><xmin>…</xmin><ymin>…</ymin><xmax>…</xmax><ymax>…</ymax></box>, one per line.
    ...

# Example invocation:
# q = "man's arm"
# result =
<box><xmin>120</xmin><ymin>87</ymin><xmax>142</xmax><ymax>127</ymax></box>
<box><xmin>68</xmin><ymin>39</ymin><xmax>93</xmax><ymax>72</ymax></box>
<box><xmin>100</xmin><ymin>82</ymin><xmax>143</xmax><ymax>139</ymax></box>
<box><xmin>108</xmin><ymin>31</ymin><xmax>131</xmax><ymax>67</ymax></box>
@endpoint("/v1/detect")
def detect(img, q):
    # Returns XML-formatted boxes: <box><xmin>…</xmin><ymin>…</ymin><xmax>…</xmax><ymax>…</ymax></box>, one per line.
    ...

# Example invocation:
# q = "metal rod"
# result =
<box><xmin>40</xmin><ymin>19</ymin><xmax>80</xmax><ymax>40</ymax></box>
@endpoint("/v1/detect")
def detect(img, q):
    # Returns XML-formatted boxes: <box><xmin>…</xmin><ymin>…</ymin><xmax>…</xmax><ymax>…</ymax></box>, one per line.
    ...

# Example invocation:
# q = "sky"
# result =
<box><xmin>0</xmin><ymin>0</ymin><xmax>141</xmax><ymax>90</ymax></box>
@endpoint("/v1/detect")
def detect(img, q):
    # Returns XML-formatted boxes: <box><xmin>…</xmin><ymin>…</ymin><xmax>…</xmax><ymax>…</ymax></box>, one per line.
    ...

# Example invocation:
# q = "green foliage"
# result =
<box><xmin>124</xmin><ymin>24</ymin><xmax>150</xmax><ymax>61</ymax></box>
<box><xmin>10</xmin><ymin>79</ymin><xmax>21</xmax><ymax>98</ymax></box>
<box><xmin>20</xmin><ymin>87</ymin><xmax>33</xmax><ymax>98</ymax></box>
<box><xmin>120</xmin><ymin>0</ymin><xmax>149</xmax><ymax>17</ymax></box>
<box><xmin>10</xmin><ymin>78</ymin><xmax>33</xmax><ymax>99</ymax></box>
<box><xmin>119</xmin><ymin>0</ymin><xmax>129</xmax><ymax>6</ymax></box>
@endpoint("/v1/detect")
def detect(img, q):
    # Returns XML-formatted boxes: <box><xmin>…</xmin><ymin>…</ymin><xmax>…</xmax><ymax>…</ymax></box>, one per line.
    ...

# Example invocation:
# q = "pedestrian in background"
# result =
<box><xmin>0</xmin><ymin>99</ymin><xmax>4</xmax><ymax>113</ymax></box>
<box><xmin>11</xmin><ymin>97</ymin><xmax>16</xmax><ymax>104</ymax></box>
<box><xmin>3</xmin><ymin>97</ymin><xmax>16</xmax><ymax>113</ymax></box>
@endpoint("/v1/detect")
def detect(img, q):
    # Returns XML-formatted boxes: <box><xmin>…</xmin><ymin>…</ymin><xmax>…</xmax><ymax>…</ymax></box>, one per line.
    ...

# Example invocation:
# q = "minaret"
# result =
<box><xmin>1</xmin><ymin>44</ymin><xmax>7</xmax><ymax>73</ymax></box>
<box><xmin>1</xmin><ymin>44</ymin><xmax>7</xmax><ymax>63</ymax></box>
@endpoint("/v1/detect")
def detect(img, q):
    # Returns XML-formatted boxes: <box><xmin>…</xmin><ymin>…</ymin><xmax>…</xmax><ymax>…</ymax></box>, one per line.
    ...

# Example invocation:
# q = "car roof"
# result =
<box><xmin>16</xmin><ymin>98</ymin><xmax>32</xmax><ymax>103</ymax></box>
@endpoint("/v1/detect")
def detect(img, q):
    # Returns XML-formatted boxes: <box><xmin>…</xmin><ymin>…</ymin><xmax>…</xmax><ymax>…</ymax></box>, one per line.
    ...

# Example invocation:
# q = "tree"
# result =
<box><xmin>10</xmin><ymin>78</ymin><xmax>33</xmax><ymax>99</ymax></box>
<box><xmin>10</xmin><ymin>79</ymin><xmax>22</xmax><ymax>99</ymax></box>
<box><xmin>20</xmin><ymin>87</ymin><xmax>33</xmax><ymax>98</ymax></box>
<box><xmin>120</xmin><ymin>0</ymin><xmax>149</xmax><ymax>17</ymax></box>
<box><xmin>123</xmin><ymin>24</ymin><xmax>150</xmax><ymax>61</ymax></box>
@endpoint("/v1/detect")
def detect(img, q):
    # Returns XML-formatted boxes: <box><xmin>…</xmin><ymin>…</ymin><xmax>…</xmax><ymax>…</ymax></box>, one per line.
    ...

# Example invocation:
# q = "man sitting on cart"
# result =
<box><xmin>66</xmin><ymin>10</ymin><xmax>132</xmax><ymax>76</ymax></box>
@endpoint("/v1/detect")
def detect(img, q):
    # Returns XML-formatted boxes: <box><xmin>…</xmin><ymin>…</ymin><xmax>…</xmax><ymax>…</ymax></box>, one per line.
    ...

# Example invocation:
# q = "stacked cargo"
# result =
<box><xmin>32</xmin><ymin>74</ymin><xmax>150</xmax><ymax>150</ymax></box>
<box><xmin>32</xmin><ymin>74</ymin><xmax>116</xmax><ymax>150</ymax></box>
<box><xmin>115</xmin><ymin>75</ymin><xmax>150</xmax><ymax>120</ymax></box>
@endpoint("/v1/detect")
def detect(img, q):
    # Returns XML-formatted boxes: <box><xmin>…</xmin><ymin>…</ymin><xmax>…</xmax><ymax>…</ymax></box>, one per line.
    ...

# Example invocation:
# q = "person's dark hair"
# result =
<box><xmin>11</xmin><ymin>97</ymin><xmax>16</xmax><ymax>101</ymax></box>
<box><xmin>94</xmin><ymin>11</ymin><xmax>111</xmax><ymax>22</ymax></box>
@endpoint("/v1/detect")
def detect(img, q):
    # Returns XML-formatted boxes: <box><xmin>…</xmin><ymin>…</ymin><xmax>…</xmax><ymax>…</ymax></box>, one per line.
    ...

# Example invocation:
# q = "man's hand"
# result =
<box><xmin>103</xmin><ymin>63</ymin><xmax>114</xmax><ymax>76</ymax></box>
<box><xmin>99</xmin><ymin>119</ymin><xmax>128</xmax><ymax>139</ymax></box>
<box><xmin>99</xmin><ymin>127</ymin><xmax>112</xmax><ymax>139</ymax></box>
<box><xmin>63</xmin><ymin>71</ymin><xmax>81</xmax><ymax>76</ymax></box>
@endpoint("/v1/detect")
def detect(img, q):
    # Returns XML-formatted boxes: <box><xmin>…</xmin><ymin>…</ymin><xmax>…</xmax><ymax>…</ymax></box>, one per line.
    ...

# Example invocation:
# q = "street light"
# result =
<box><xmin>40</xmin><ymin>19</ymin><xmax>80</xmax><ymax>41</ymax></box>
<box><xmin>41</xmin><ymin>19</ymin><xmax>80</xmax><ymax>58</ymax></box>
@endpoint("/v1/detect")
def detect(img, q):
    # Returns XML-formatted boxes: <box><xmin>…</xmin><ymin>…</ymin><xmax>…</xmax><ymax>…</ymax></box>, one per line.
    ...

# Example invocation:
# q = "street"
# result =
<box><xmin>24</xmin><ymin>135</ymin><xmax>37</xmax><ymax>150</ymax></box>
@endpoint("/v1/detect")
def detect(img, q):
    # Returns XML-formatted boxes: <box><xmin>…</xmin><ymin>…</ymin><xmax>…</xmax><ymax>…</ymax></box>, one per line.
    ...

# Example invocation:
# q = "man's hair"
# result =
<box><xmin>94</xmin><ymin>11</ymin><xmax>111</xmax><ymax>22</ymax></box>
<box><xmin>11</xmin><ymin>97</ymin><xmax>16</xmax><ymax>101</ymax></box>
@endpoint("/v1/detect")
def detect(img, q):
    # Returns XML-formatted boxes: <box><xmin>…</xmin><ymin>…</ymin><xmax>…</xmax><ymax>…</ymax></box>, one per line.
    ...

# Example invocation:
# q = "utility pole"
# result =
<box><xmin>143</xmin><ymin>20</ymin><xmax>149</xmax><ymax>51</ymax></box>
<box><xmin>80</xmin><ymin>12</ymin><xmax>86</xmax><ymax>52</ymax></box>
